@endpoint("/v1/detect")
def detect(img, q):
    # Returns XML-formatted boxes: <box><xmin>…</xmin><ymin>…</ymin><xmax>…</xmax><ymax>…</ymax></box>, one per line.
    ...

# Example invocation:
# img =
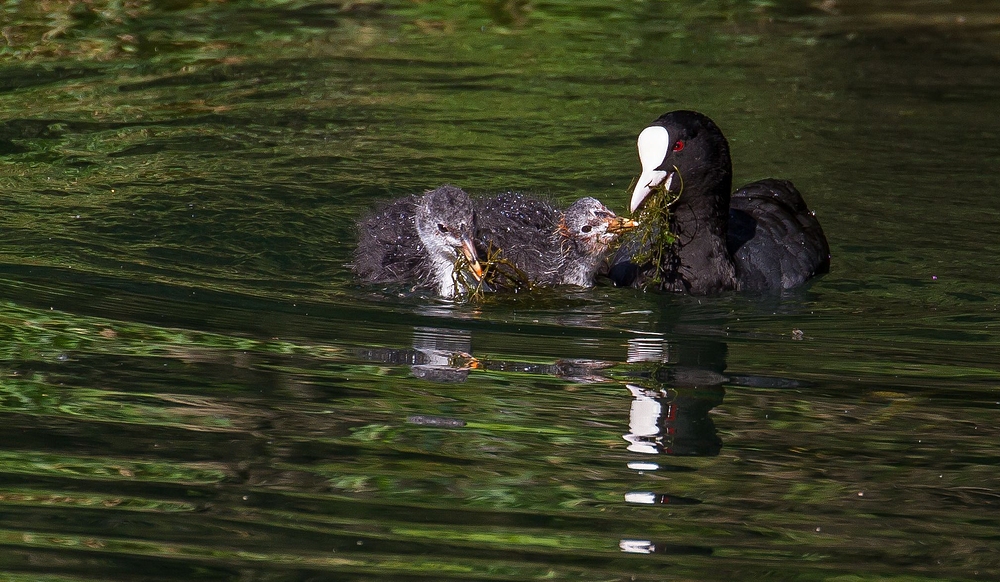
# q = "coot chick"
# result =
<box><xmin>353</xmin><ymin>185</ymin><xmax>483</xmax><ymax>298</ymax></box>
<box><xmin>475</xmin><ymin>193</ymin><xmax>635</xmax><ymax>288</ymax></box>
<box><xmin>559</xmin><ymin>197</ymin><xmax>639</xmax><ymax>286</ymax></box>
<box><xmin>607</xmin><ymin>110</ymin><xmax>829</xmax><ymax>294</ymax></box>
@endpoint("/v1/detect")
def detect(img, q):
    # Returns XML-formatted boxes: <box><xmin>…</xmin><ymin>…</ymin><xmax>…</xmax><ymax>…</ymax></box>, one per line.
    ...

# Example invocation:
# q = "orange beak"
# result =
<box><xmin>606</xmin><ymin>216</ymin><xmax>640</xmax><ymax>234</ymax></box>
<box><xmin>460</xmin><ymin>237</ymin><xmax>483</xmax><ymax>280</ymax></box>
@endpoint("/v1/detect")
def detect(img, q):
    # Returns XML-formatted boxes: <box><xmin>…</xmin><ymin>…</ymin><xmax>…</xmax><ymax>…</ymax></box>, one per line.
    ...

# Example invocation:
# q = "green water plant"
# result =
<box><xmin>452</xmin><ymin>242</ymin><xmax>534</xmax><ymax>300</ymax></box>
<box><xmin>625</xmin><ymin>167</ymin><xmax>683</xmax><ymax>287</ymax></box>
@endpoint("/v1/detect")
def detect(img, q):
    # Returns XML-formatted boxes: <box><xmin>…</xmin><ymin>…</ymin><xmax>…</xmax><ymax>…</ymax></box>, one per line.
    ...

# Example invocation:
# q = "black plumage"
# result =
<box><xmin>607</xmin><ymin>110</ymin><xmax>829</xmax><ymax>293</ymax></box>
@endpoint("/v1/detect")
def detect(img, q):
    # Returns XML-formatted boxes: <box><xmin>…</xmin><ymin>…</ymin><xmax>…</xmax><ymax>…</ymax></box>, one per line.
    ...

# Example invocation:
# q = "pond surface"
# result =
<box><xmin>1</xmin><ymin>0</ymin><xmax>999</xmax><ymax>580</ymax></box>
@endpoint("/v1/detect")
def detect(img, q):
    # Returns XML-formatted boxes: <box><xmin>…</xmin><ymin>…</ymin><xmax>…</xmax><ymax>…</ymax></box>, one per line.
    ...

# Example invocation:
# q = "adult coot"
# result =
<box><xmin>476</xmin><ymin>193</ymin><xmax>635</xmax><ymax>288</ymax></box>
<box><xmin>607</xmin><ymin>110</ymin><xmax>830</xmax><ymax>294</ymax></box>
<box><xmin>353</xmin><ymin>185</ymin><xmax>483</xmax><ymax>298</ymax></box>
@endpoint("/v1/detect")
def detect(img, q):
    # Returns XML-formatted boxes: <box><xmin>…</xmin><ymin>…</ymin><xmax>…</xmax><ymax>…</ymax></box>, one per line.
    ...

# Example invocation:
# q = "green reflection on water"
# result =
<box><xmin>0</xmin><ymin>450</ymin><xmax>224</xmax><ymax>483</ymax></box>
<box><xmin>1</xmin><ymin>0</ymin><xmax>1000</xmax><ymax>580</ymax></box>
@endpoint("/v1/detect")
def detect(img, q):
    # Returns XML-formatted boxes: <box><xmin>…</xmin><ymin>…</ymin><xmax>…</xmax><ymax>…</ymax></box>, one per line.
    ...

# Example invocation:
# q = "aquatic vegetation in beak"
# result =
<box><xmin>622</xmin><ymin>168</ymin><xmax>683</xmax><ymax>287</ymax></box>
<box><xmin>452</xmin><ymin>243</ymin><xmax>535</xmax><ymax>300</ymax></box>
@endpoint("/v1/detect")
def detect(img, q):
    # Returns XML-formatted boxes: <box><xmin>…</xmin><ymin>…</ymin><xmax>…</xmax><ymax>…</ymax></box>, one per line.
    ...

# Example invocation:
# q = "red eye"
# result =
<box><xmin>672</xmin><ymin>140</ymin><xmax>685</xmax><ymax>152</ymax></box>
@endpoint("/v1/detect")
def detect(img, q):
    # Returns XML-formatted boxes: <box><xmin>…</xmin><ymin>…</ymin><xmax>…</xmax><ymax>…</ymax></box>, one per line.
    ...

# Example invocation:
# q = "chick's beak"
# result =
<box><xmin>460</xmin><ymin>237</ymin><xmax>483</xmax><ymax>280</ymax></box>
<box><xmin>606</xmin><ymin>216</ymin><xmax>640</xmax><ymax>234</ymax></box>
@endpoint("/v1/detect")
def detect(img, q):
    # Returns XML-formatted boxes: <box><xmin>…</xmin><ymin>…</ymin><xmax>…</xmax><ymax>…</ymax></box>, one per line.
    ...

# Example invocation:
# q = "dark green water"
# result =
<box><xmin>1</xmin><ymin>1</ymin><xmax>999</xmax><ymax>580</ymax></box>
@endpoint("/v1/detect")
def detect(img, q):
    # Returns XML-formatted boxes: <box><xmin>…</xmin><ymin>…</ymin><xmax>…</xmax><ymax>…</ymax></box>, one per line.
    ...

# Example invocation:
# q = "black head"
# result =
<box><xmin>630</xmin><ymin>110</ymin><xmax>733</xmax><ymax>213</ymax></box>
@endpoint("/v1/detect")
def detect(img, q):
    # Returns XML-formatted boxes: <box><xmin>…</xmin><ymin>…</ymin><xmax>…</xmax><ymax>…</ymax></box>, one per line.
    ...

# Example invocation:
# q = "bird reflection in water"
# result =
<box><xmin>622</xmin><ymin>336</ymin><xmax>724</xmax><ymax>457</ymax></box>
<box><xmin>619</xmin><ymin>335</ymin><xmax>725</xmax><ymax>556</ymax></box>
<box><xmin>410</xmin><ymin>326</ymin><xmax>477</xmax><ymax>383</ymax></box>
<box><xmin>356</xmin><ymin>325</ymin><xmax>614</xmax><ymax>384</ymax></box>
<box><xmin>357</xmin><ymin>323</ymin><xmax>727</xmax><ymax>557</ymax></box>
<box><xmin>353</xmin><ymin>326</ymin><xmax>477</xmax><ymax>385</ymax></box>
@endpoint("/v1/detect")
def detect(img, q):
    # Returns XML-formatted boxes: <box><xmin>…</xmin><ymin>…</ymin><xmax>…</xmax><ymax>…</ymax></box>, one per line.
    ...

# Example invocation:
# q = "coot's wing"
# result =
<box><xmin>353</xmin><ymin>198</ymin><xmax>424</xmax><ymax>284</ymax></box>
<box><xmin>727</xmin><ymin>179</ymin><xmax>830</xmax><ymax>292</ymax></box>
<box><xmin>474</xmin><ymin>192</ymin><xmax>559</xmax><ymax>282</ymax></box>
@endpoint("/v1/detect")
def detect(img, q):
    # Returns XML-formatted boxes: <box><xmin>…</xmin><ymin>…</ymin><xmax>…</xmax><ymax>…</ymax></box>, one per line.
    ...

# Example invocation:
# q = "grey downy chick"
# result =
<box><xmin>555</xmin><ymin>197</ymin><xmax>636</xmax><ymax>287</ymax></box>
<box><xmin>474</xmin><ymin>193</ymin><xmax>634</xmax><ymax>289</ymax></box>
<box><xmin>354</xmin><ymin>185</ymin><xmax>483</xmax><ymax>297</ymax></box>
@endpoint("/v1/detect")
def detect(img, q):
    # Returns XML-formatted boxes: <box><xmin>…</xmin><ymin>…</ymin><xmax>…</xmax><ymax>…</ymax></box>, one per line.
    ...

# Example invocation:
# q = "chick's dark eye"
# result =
<box><xmin>437</xmin><ymin>224</ymin><xmax>449</xmax><ymax>234</ymax></box>
<box><xmin>672</xmin><ymin>140</ymin><xmax>685</xmax><ymax>152</ymax></box>
<box><xmin>581</xmin><ymin>225</ymin><xmax>593</xmax><ymax>233</ymax></box>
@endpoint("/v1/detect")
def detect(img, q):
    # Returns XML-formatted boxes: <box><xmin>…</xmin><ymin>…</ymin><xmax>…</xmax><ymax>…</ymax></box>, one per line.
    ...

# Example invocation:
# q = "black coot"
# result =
<box><xmin>353</xmin><ymin>185</ymin><xmax>482</xmax><ymax>297</ymax></box>
<box><xmin>607</xmin><ymin>110</ymin><xmax>830</xmax><ymax>294</ymax></box>
<box><xmin>475</xmin><ymin>193</ymin><xmax>634</xmax><ymax>288</ymax></box>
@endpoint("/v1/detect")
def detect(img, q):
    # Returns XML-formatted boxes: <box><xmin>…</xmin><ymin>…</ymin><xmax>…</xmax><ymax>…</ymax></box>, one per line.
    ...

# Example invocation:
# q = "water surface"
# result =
<box><xmin>1</xmin><ymin>0</ymin><xmax>999</xmax><ymax>580</ymax></box>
